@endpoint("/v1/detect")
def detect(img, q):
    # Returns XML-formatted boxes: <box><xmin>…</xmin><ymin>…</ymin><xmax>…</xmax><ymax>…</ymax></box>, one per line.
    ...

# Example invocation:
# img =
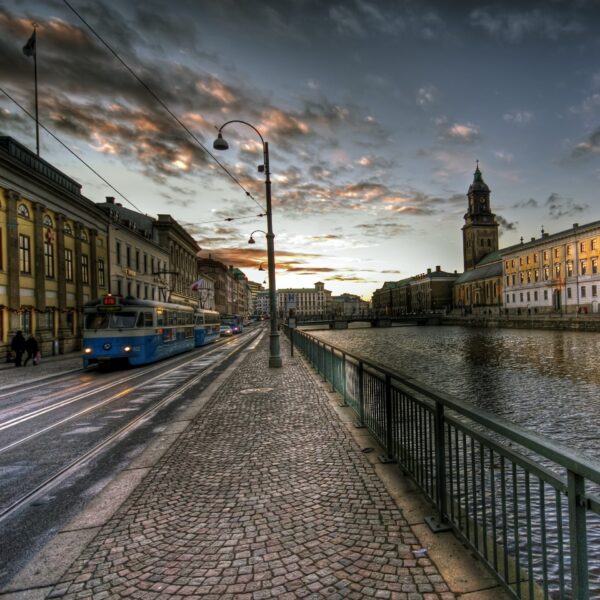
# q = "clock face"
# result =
<box><xmin>479</xmin><ymin>198</ymin><xmax>485</xmax><ymax>204</ymax></box>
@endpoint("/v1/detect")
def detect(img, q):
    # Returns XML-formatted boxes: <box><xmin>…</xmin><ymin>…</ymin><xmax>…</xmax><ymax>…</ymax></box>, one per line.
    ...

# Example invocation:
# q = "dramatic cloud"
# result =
<box><xmin>503</xmin><ymin>111</ymin><xmax>533</xmax><ymax>125</ymax></box>
<box><xmin>416</xmin><ymin>85</ymin><xmax>437</xmax><ymax>108</ymax></box>
<box><xmin>469</xmin><ymin>8</ymin><xmax>583</xmax><ymax>42</ymax></box>
<box><xmin>571</xmin><ymin>127</ymin><xmax>600</xmax><ymax>158</ymax></box>
<box><xmin>436</xmin><ymin>117</ymin><xmax>481</xmax><ymax>144</ymax></box>
<box><xmin>495</xmin><ymin>215</ymin><xmax>518</xmax><ymax>233</ymax></box>
<box><xmin>355</xmin><ymin>222</ymin><xmax>413</xmax><ymax>238</ymax></box>
<box><xmin>512</xmin><ymin>198</ymin><xmax>539</xmax><ymax>209</ymax></box>
<box><xmin>545</xmin><ymin>193</ymin><xmax>588</xmax><ymax>219</ymax></box>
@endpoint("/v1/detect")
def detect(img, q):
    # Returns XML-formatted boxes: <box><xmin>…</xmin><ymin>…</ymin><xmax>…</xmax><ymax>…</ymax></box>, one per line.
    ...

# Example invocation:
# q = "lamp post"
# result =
<box><xmin>214</xmin><ymin>121</ymin><xmax>282</xmax><ymax>368</ymax></box>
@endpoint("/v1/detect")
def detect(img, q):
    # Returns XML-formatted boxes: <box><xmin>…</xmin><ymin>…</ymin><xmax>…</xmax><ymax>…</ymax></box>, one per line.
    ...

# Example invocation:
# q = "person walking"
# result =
<box><xmin>10</xmin><ymin>331</ymin><xmax>26</xmax><ymax>367</ymax></box>
<box><xmin>23</xmin><ymin>334</ymin><xmax>39</xmax><ymax>366</ymax></box>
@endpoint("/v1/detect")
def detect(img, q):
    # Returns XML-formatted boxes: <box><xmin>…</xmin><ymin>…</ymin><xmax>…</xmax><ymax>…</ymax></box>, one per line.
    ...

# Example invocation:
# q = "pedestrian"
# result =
<box><xmin>23</xmin><ymin>334</ymin><xmax>39</xmax><ymax>366</ymax></box>
<box><xmin>10</xmin><ymin>330</ymin><xmax>26</xmax><ymax>367</ymax></box>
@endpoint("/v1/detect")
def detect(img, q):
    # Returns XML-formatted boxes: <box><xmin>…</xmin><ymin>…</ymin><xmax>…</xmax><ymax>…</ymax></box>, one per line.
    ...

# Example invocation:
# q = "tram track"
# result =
<box><xmin>0</xmin><ymin>328</ymin><xmax>262</xmax><ymax>526</ymax></box>
<box><xmin>0</xmin><ymin>334</ymin><xmax>242</xmax><ymax>428</ymax></box>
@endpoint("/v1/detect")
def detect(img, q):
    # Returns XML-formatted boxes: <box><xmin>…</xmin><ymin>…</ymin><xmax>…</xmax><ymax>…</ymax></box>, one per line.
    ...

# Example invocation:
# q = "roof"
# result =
<box><xmin>455</xmin><ymin>260</ymin><xmax>502</xmax><ymax>283</ymax></box>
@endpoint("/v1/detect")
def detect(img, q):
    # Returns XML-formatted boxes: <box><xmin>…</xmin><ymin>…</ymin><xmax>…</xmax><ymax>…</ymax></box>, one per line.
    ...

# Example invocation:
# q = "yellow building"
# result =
<box><xmin>0</xmin><ymin>137</ymin><xmax>109</xmax><ymax>356</ymax></box>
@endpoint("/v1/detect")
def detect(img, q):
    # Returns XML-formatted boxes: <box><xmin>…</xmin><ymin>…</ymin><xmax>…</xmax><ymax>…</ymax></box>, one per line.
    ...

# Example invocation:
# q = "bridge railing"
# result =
<box><xmin>285</xmin><ymin>326</ymin><xmax>600</xmax><ymax>600</ymax></box>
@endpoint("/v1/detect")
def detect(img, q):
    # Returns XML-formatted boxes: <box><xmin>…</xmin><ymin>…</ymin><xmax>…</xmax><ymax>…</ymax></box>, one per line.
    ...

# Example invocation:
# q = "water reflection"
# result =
<box><xmin>311</xmin><ymin>325</ymin><xmax>600</xmax><ymax>459</ymax></box>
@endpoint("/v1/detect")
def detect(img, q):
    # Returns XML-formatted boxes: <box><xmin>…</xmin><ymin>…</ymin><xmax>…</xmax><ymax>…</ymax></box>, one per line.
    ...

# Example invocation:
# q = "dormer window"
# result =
<box><xmin>17</xmin><ymin>204</ymin><xmax>30</xmax><ymax>218</ymax></box>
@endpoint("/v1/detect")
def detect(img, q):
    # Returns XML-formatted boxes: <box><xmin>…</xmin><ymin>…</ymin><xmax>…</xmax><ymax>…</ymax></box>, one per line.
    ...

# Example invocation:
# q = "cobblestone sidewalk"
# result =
<box><xmin>49</xmin><ymin>335</ymin><xmax>454</xmax><ymax>599</ymax></box>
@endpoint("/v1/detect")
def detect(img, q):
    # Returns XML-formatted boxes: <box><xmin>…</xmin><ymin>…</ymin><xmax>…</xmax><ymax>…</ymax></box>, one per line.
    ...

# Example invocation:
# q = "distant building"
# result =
<box><xmin>276</xmin><ymin>281</ymin><xmax>332</xmax><ymax>317</ymax></box>
<box><xmin>410</xmin><ymin>266</ymin><xmax>459</xmax><ymax>313</ymax></box>
<box><xmin>331</xmin><ymin>293</ymin><xmax>369</xmax><ymax>316</ymax></box>
<box><xmin>96</xmin><ymin>197</ymin><xmax>170</xmax><ymax>302</ymax></box>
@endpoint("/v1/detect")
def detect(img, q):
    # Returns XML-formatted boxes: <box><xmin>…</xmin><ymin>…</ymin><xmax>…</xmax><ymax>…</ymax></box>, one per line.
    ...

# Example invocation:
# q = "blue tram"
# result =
<box><xmin>82</xmin><ymin>296</ymin><xmax>220</xmax><ymax>367</ymax></box>
<box><xmin>194</xmin><ymin>309</ymin><xmax>220</xmax><ymax>346</ymax></box>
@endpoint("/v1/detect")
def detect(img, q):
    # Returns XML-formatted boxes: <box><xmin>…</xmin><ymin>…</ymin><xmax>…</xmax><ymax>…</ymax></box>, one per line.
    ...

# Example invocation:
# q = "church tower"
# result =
<box><xmin>462</xmin><ymin>162</ymin><xmax>499</xmax><ymax>271</ymax></box>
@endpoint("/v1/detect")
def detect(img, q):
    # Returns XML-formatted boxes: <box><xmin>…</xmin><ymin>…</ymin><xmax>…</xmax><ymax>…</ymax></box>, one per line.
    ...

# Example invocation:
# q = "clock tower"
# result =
<box><xmin>462</xmin><ymin>162</ymin><xmax>499</xmax><ymax>271</ymax></box>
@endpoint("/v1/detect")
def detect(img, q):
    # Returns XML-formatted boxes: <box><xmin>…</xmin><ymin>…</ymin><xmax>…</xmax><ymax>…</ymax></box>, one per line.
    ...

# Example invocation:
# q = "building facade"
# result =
<box><xmin>331</xmin><ymin>293</ymin><xmax>370</xmax><ymax>316</ymax></box>
<box><xmin>503</xmin><ymin>222</ymin><xmax>600</xmax><ymax>315</ymax></box>
<box><xmin>276</xmin><ymin>281</ymin><xmax>332</xmax><ymax>318</ymax></box>
<box><xmin>0</xmin><ymin>137</ymin><xmax>110</xmax><ymax>355</ymax></box>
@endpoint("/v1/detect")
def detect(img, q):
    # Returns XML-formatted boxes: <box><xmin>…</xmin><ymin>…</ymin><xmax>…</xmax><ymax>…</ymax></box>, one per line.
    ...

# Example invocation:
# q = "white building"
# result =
<box><xmin>503</xmin><ymin>221</ymin><xmax>600</xmax><ymax>315</ymax></box>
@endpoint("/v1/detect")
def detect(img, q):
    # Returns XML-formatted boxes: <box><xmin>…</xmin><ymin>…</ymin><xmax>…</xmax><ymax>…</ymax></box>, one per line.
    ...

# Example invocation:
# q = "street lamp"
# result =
<box><xmin>214</xmin><ymin>121</ymin><xmax>282</xmax><ymax>368</ymax></box>
<box><xmin>248</xmin><ymin>230</ymin><xmax>267</xmax><ymax>245</ymax></box>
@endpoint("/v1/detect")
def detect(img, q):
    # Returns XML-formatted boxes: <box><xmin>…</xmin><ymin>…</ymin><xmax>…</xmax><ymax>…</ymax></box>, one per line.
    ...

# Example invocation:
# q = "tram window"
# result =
<box><xmin>157</xmin><ymin>310</ymin><xmax>165</xmax><ymax>327</ymax></box>
<box><xmin>85</xmin><ymin>313</ymin><xmax>109</xmax><ymax>329</ymax></box>
<box><xmin>137</xmin><ymin>312</ymin><xmax>153</xmax><ymax>327</ymax></box>
<box><xmin>110</xmin><ymin>312</ymin><xmax>137</xmax><ymax>328</ymax></box>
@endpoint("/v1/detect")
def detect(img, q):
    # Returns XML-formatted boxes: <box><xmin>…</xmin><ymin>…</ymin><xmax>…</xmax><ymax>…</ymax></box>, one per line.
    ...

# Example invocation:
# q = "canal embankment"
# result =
<box><xmin>442</xmin><ymin>313</ymin><xmax>600</xmax><ymax>331</ymax></box>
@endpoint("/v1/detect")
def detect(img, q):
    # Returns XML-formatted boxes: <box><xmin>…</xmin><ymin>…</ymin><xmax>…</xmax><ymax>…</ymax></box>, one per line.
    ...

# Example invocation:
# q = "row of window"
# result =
<box><xmin>115</xmin><ymin>240</ymin><xmax>165</xmax><ymax>275</ymax></box>
<box><xmin>506</xmin><ymin>258</ymin><xmax>600</xmax><ymax>286</ymax></box>
<box><xmin>18</xmin><ymin>233</ymin><xmax>106</xmax><ymax>286</ymax></box>
<box><xmin>506</xmin><ymin>285</ymin><xmax>599</xmax><ymax>304</ymax></box>
<box><xmin>506</xmin><ymin>240</ymin><xmax>600</xmax><ymax>269</ymax></box>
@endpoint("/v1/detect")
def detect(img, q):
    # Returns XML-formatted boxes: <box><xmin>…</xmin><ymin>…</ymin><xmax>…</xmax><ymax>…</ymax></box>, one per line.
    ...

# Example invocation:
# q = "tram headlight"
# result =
<box><xmin>123</xmin><ymin>345</ymin><xmax>132</xmax><ymax>352</ymax></box>
<box><xmin>84</xmin><ymin>347</ymin><xmax>92</xmax><ymax>354</ymax></box>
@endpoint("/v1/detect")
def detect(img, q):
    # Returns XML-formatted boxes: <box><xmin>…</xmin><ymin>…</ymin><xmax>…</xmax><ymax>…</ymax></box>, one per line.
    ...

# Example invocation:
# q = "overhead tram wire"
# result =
<box><xmin>0</xmin><ymin>87</ymin><xmax>258</xmax><ymax>226</ymax></box>
<box><xmin>62</xmin><ymin>0</ymin><xmax>266</xmax><ymax>214</ymax></box>
<box><xmin>0</xmin><ymin>86</ymin><xmax>144</xmax><ymax>214</ymax></box>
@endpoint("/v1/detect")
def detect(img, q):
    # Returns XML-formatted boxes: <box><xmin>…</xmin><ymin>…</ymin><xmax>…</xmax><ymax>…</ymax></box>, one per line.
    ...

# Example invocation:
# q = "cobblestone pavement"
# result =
<box><xmin>49</xmin><ymin>335</ymin><xmax>455</xmax><ymax>599</ymax></box>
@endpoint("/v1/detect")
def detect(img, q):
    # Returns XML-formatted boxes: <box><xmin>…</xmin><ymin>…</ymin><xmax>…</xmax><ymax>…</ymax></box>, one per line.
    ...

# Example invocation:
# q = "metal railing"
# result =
<box><xmin>286</xmin><ymin>327</ymin><xmax>600</xmax><ymax>600</ymax></box>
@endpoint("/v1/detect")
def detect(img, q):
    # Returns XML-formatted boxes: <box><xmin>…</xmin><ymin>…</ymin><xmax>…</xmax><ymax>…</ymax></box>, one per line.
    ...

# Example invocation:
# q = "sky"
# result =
<box><xmin>1</xmin><ymin>0</ymin><xmax>600</xmax><ymax>300</ymax></box>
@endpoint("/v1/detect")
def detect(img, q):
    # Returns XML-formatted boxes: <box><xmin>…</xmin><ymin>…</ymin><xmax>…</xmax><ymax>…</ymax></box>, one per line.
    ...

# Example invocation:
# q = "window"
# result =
<box><xmin>80</xmin><ymin>230</ymin><xmax>88</xmax><ymax>242</ymax></box>
<box><xmin>44</xmin><ymin>241</ymin><xmax>54</xmax><ymax>278</ymax></box>
<box><xmin>117</xmin><ymin>279</ymin><xmax>122</xmax><ymax>296</ymax></box>
<box><xmin>544</xmin><ymin>267</ymin><xmax>549</xmax><ymax>280</ymax></box>
<box><xmin>19</xmin><ymin>234</ymin><xmax>31</xmax><ymax>273</ymax></box>
<box><xmin>581</xmin><ymin>286</ymin><xmax>587</xmax><ymax>298</ymax></box>
<box><xmin>534</xmin><ymin>253</ymin><xmax>538</xmax><ymax>263</ymax></box>
<box><xmin>554</xmin><ymin>248</ymin><xmax>559</xmax><ymax>258</ymax></box>
<box><xmin>98</xmin><ymin>258</ymin><xmax>106</xmax><ymax>287</ymax></box>
<box><xmin>593</xmin><ymin>258</ymin><xmax>598</xmax><ymax>274</ymax></box>
<box><xmin>17</xmin><ymin>204</ymin><xmax>30</xmax><ymax>218</ymax></box>
<box><xmin>519</xmin><ymin>257</ymin><xmax>523</xmax><ymax>266</ymax></box>
<box><xmin>136</xmin><ymin>283</ymin><xmax>141</xmax><ymax>298</ymax></box>
<box><xmin>526</xmin><ymin>292</ymin><xmax>530</xmax><ymax>301</ymax></box>
<box><xmin>592</xmin><ymin>239</ymin><xmax>597</xmax><ymax>251</ymax></box>
<box><xmin>527</xmin><ymin>271</ymin><xmax>531</xmax><ymax>283</ymax></box>
<box><xmin>544</xmin><ymin>290</ymin><xmax>548</xmax><ymax>300</ymax></box>
<box><xmin>543</xmin><ymin>251</ymin><xmax>548</xmax><ymax>261</ymax></box>
<box><xmin>127</xmin><ymin>281</ymin><xmax>132</xmax><ymax>296</ymax></box>
<box><xmin>82</xmin><ymin>254</ymin><xmax>89</xmax><ymax>284</ymax></box>
<box><xmin>520</xmin><ymin>273</ymin><xmax>524</xmax><ymax>284</ymax></box>
<box><xmin>511</xmin><ymin>259</ymin><xmax>515</xmax><ymax>268</ymax></box>
<box><xmin>43</xmin><ymin>215</ymin><xmax>53</xmax><ymax>227</ymax></box>
<box><xmin>520</xmin><ymin>292</ymin><xmax>524</xmax><ymax>302</ymax></box>
<box><xmin>505</xmin><ymin>260</ymin><xmax>510</xmax><ymax>269</ymax></box>
<box><xmin>581</xmin><ymin>260</ymin><xmax>587</xmax><ymax>276</ymax></box>
<box><xmin>555</xmin><ymin>263</ymin><xmax>561</xmax><ymax>276</ymax></box>
<box><xmin>512</xmin><ymin>274</ymin><xmax>516</xmax><ymax>285</ymax></box>
<box><xmin>63</xmin><ymin>223</ymin><xmax>73</xmax><ymax>235</ymax></box>
<box><xmin>126</xmin><ymin>246</ymin><xmax>131</xmax><ymax>268</ymax></box>
<box><xmin>144</xmin><ymin>254</ymin><xmax>148</xmax><ymax>274</ymax></box>
<box><xmin>567</xmin><ymin>245</ymin><xmax>573</xmax><ymax>256</ymax></box>
<box><xmin>116</xmin><ymin>241</ymin><xmax>121</xmax><ymax>265</ymax></box>
<box><xmin>526</xmin><ymin>255</ymin><xmax>530</xmax><ymax>265</ymax></box>
<box><xmin>506</xmin><ymin>294</ymin><xmax>510</xmax><ymax>304</ymax></box>
<box><xmin>593</xmin><ymin>285</ymin><xmax>598</xmax><ymax>297</ymax></box>
<box><xmin>506</xmin><ymin>276</ymin><xmax>510</xmax><ymax>286</ymax></box>
<box><xmin>567</xmin><ymin>262</ymin><xmax>573</xmax><ymax>277</ymax></box>
<box><xmin>567</xmin><ymin>287</ymin><xmax>572</xmax><ymax>299</ymax></box>
<box><xmin>534</xmin><ymin>291</ymin><xmax>538</xmax><ymax>301</ymax></box>
<box><xmin>65</xmin><ymin>249</ymin><xmax>73</xmax><ymax>280</ymax></box>
<box><xmin>580</xmin><ymin>242</ymin><xmax>585</xmax><ymax>252</ymax></box>
<box><xmin>534</xmin><ymin>269</ymin><xmax>539</xmax><ymax>282</ymax></box>
<box><xmin>136</xmin><ymin>250</ymin><xmax>140</xmax><ymax>271</ymax></box>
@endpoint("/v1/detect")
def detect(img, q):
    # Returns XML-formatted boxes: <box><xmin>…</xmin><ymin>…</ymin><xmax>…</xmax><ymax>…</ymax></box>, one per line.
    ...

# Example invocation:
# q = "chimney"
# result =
<box><xmin>436</xmin><ymin>265</ymin><xmax>441</xmax><ymax>272</ymax></box>
<box><xmin>427</xmin><ymin>268</ymin><xmax>432</xmax><ymax>274</ymax></box>
<box><xmin>106</xmin><ymin>196</ymin><xmax>115</xmax><ymax>204</ymax></box>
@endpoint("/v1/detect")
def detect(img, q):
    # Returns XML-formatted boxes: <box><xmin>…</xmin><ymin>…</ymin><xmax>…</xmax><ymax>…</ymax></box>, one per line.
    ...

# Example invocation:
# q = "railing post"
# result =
<box><xmin>379</xmin><ymin>373</ymin><xmax>395</xmax><ymax>463</ymax></box>
<box><xmin>339</xmin><ymin>351</ymin><xmax>347</xmax><ymax>406</ymax></box>
<box><xmin>425</xmin><ymin>402</ymin><xmax>451</xmax><ymax>532</ymax></box>
<box><xmin>568</xmin><ymin>470</ymin><xmax>589</xmax><ymax>599</ymax></box>
<box><xmin>355</xmin><ymin>360</ymin><xmax>366</xmax><ymax>428</ymax></box>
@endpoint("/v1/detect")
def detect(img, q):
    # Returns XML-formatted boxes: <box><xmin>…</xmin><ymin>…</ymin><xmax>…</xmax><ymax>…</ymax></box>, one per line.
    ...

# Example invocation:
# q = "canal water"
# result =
<box><xmin>310</xmin><ymin>324</ymin><xmax>600</xmax><ymax>460</ymax></box>
<box><xmin>309</xmin><ymin>324</ymin><xmax>600</xmax><ymax>596</ymax></box>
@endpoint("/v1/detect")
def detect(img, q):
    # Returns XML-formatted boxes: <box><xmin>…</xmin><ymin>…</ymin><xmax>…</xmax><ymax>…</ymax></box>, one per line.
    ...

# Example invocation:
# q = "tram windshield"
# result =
<box><xmin>85</xmin><ymin>311</ymin><xmax>138</xmax><ymax>329</ymax></box>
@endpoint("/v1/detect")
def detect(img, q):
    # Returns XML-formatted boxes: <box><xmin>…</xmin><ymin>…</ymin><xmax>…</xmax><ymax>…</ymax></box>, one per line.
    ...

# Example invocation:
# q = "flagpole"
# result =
<box><xmin>34</xmin><ymin>42</ymin><xmax>39</xmax><ymax>156</ymax></box>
